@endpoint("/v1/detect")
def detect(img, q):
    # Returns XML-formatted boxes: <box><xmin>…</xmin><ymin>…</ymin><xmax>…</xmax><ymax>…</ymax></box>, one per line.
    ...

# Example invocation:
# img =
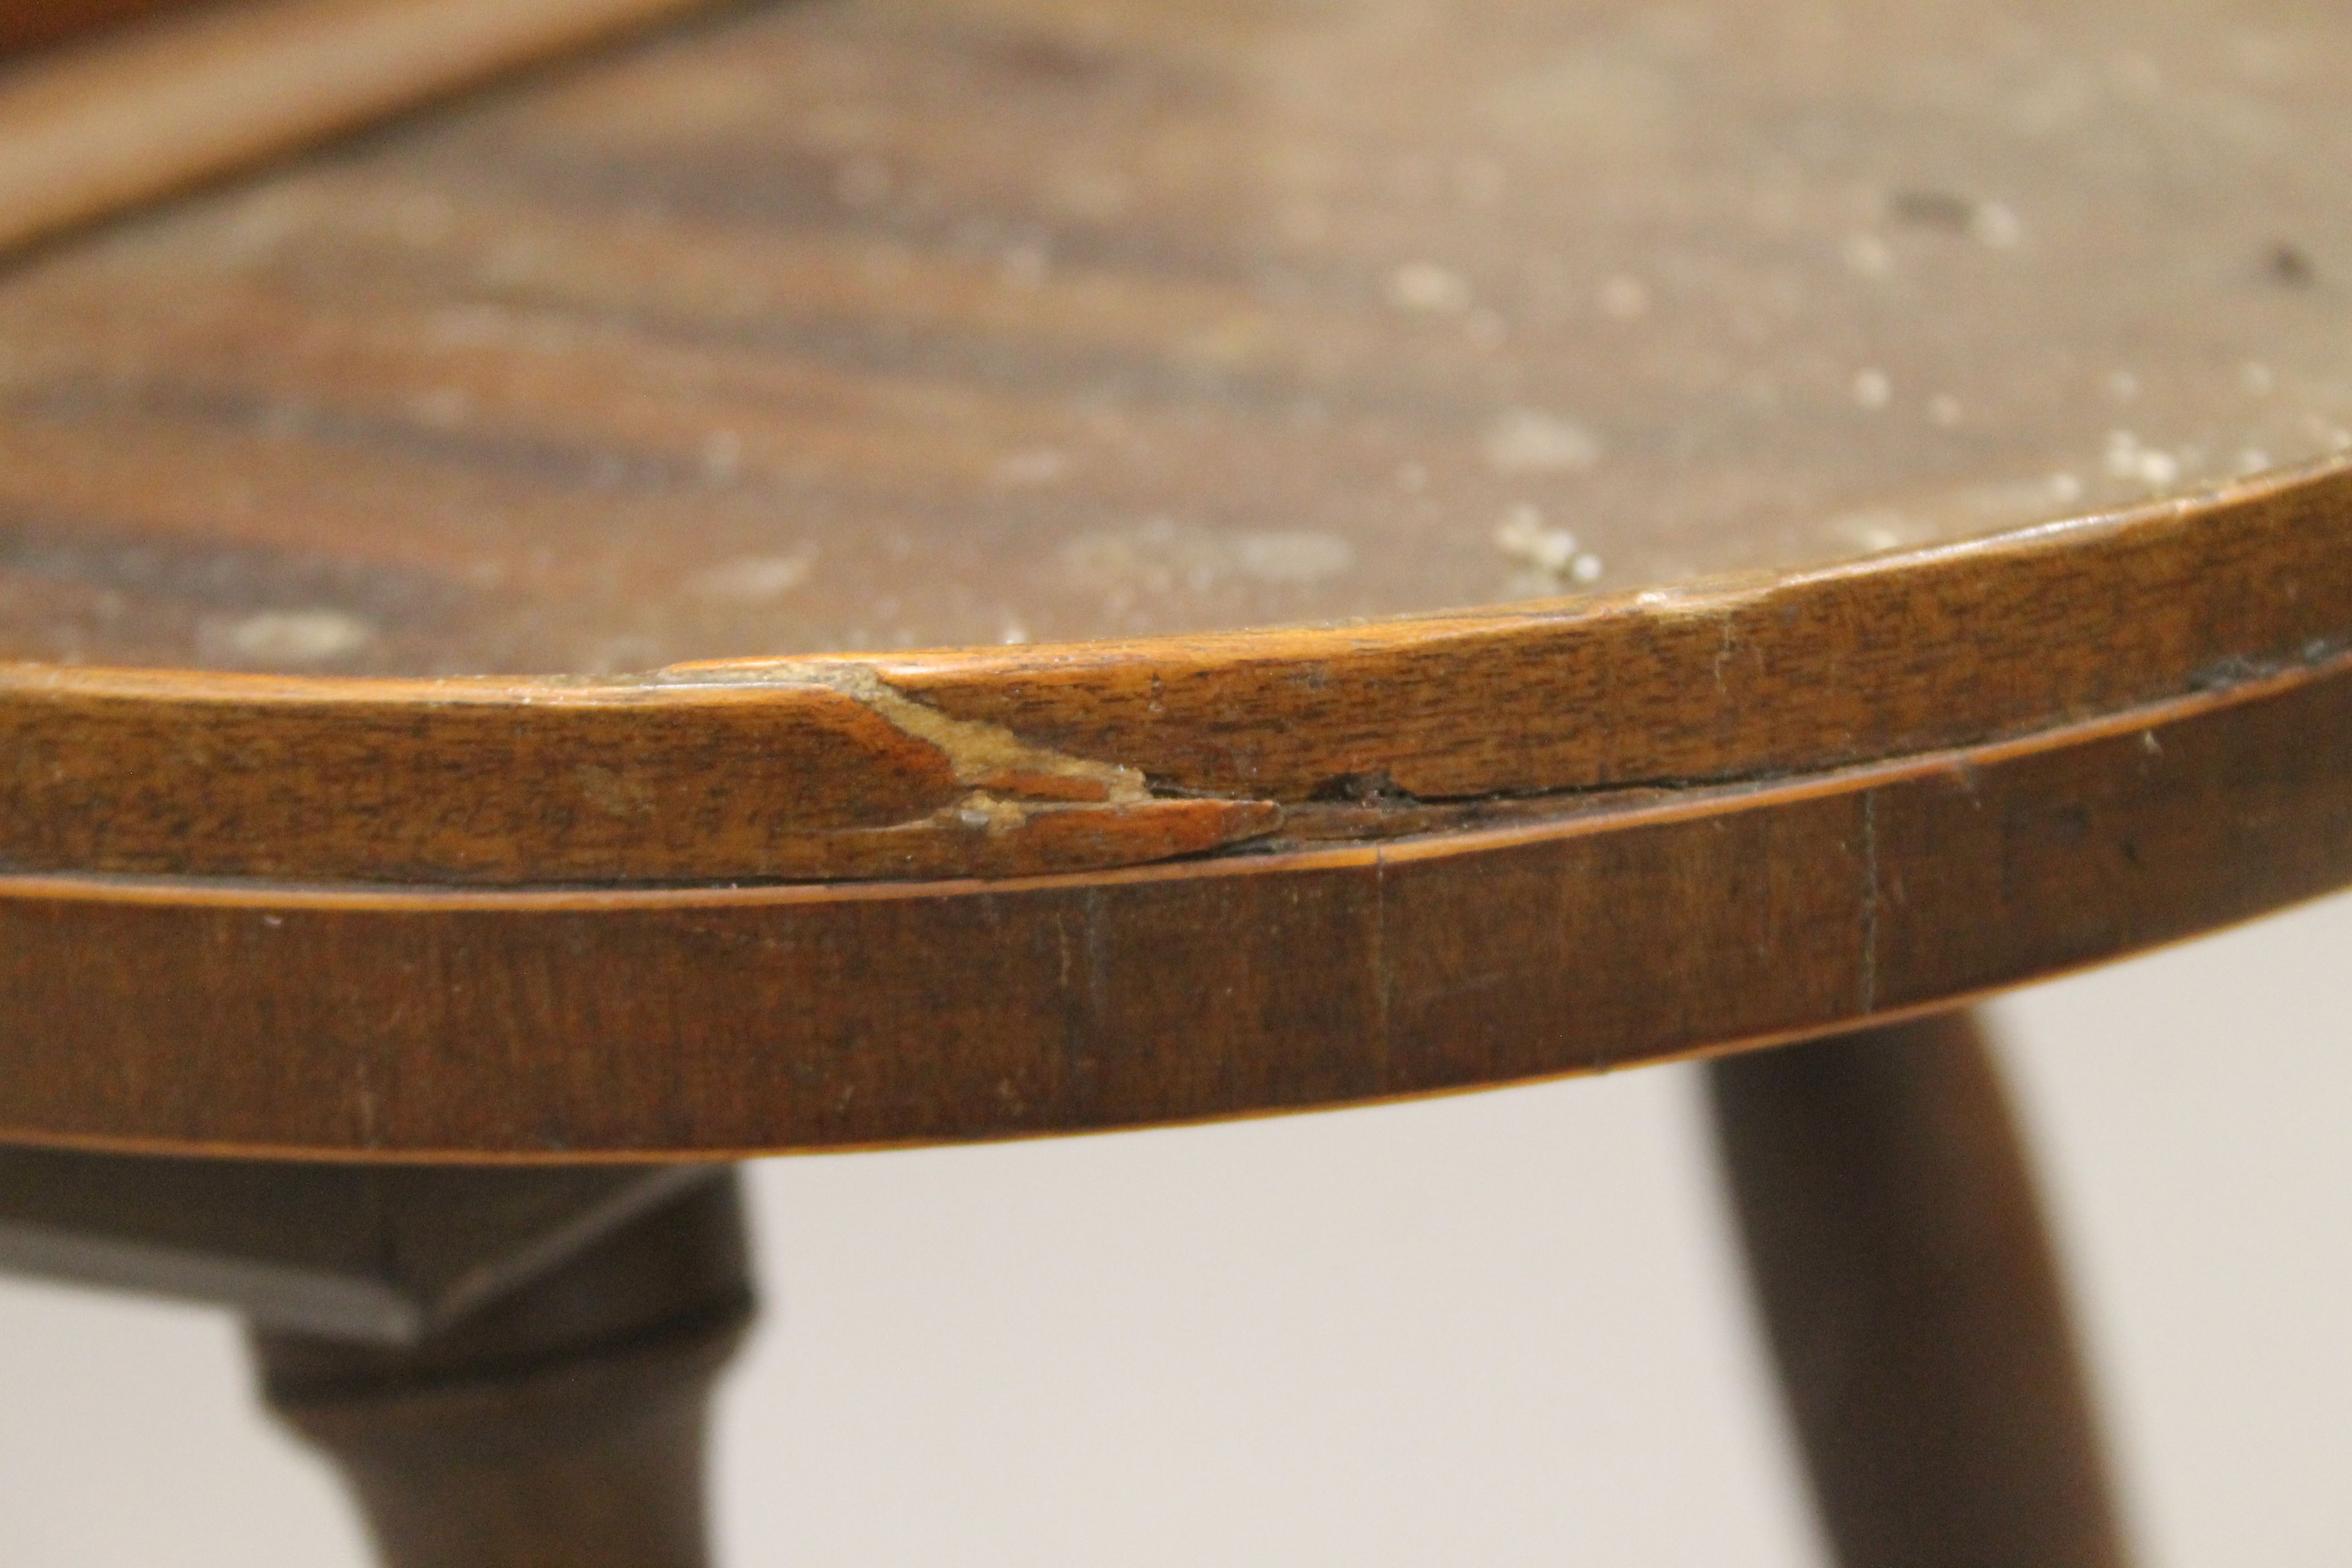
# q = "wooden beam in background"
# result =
<box><xmin>0</xmin><ymin>0</ymin><xmax>718</xmax><ymax>255</ymax></box>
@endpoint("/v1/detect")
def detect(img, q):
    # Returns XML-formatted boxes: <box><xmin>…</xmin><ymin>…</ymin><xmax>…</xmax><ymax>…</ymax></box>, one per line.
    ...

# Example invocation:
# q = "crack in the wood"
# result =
<box><xmin>644</xmin><ymin>658</ymin><xmax>1284</xmax><ymax>868</ymax></box>
<box><xmin>648</xmin><ymin>634</ymin><xmax>2351</xmax><ymax>869</ymax></box>
<box><xmin>1268</xmin><ymin>634</ymin><xmax>2352</xmax><ymax>845</ymax></box>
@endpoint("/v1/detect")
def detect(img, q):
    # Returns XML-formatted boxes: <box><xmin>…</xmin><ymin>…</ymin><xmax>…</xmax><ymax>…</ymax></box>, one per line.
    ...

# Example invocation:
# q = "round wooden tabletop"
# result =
<box><xmin>1</xmin><ymin>0</ymin><xmax>2348</xmax><ymax>1157</ymax></box>
<box><xmin>4</xmin><ymin>0</ymin><xmax>2351</xmax><ymax>672</ymax></box>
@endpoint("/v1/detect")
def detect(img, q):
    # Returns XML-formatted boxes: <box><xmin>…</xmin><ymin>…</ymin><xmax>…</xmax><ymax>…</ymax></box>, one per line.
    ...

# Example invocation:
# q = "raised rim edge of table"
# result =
<box><xmin>4</xmin><ymin>631</ymin><xmax>2346</xmax><ymax>1158</ymax></box>
<box><xmin>4</xmin><ymin>456</ymin><xmax>2346</xmax><ymax>886</ymax></box>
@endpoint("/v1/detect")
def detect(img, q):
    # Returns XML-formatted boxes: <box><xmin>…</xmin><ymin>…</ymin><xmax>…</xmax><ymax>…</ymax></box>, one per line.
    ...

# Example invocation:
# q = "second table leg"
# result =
<box><xmin>1706</xmin><ymin>1011</ymin><xmax>2127</xmax><ymax>1568</ymax></box>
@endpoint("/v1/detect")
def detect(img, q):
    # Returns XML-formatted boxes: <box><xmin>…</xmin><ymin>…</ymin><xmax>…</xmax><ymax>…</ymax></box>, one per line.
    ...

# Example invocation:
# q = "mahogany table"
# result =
<box><xmin>2</xmin><ymin>0</ymin><xmax>2348</xmax><ymax>1561</ymax></box>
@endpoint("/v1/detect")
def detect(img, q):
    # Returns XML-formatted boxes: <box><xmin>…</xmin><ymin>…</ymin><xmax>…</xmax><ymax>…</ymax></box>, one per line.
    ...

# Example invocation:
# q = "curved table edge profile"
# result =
<box><xmin>2</xmin><ymin>460</ymin><xmax>2346</xmax><ymax>1158</ymax></box>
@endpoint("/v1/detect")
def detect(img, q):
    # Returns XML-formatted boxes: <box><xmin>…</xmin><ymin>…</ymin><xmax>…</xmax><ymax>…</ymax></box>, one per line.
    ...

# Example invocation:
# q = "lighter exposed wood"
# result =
<box><xmin>0</xmin><ymin>0</ymin><xmax>717</xmax><ymax>254</ymax></box>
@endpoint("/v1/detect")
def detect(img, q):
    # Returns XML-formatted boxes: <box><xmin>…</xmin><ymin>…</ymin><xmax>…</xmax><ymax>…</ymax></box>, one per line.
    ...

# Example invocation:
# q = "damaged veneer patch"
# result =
<box><xmin>650</xmin><ymin>657</ymin><xmax>1281</xmax><ymax>878</ymax></box>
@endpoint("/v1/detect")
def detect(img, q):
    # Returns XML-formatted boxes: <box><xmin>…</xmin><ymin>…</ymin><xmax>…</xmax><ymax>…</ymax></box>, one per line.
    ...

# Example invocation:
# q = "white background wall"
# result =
<box><xmin>3</xmin><ymin>890</ymin><xmax>2346</xmax><ymax>1566</ymax></box>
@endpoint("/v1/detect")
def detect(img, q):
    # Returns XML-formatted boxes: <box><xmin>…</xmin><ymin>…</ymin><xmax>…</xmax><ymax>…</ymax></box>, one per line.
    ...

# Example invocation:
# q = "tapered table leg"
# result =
<box><xmin>1706</xmin><ymin>1012</ymin><xmax>2127</xmax><ymax>1568</ymax></box>
<box><xmin>253</xmin><ymin>1169</ymin><xmax>754</xmax><ymax>1568</ymax></box>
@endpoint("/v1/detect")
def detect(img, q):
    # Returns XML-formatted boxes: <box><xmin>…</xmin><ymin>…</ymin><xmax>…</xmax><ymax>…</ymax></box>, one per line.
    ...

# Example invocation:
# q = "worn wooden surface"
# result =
<box><xmin>0</xmin><ymin>9</ymin><xmax>2318</xmax><ymax>1547</ymax></box>
<box><xmin>1710</xmin><ymin>1012</ymin><xmax>2126</xmax><ymax>1568</ymax></box>
<box><xmin>2</xmin><ymin>0</ymin><xmax>2348</xmax><ymax>675</ymax></box>
<box><xmin>3</xmin><ymin>654</ymin><xmax>2345</xmax><ymax>1158</ymax></box>
<box><xmin>0</xmin><ymin>0</ymin><xmax>2344</xmax><ymax>885</ymax></box>
<box><xmin>258</xmin><ymin>1170</ymin><xmax>752</xmax><ymax>1568</ymax></box>
<box><xmin>0</xmin><ymin>7</ymin><xmax>2320</xmax><ymax>1562</ymax></box>
<box><xmin>1</xmin><ymin>461</ymin><xmax>2345</xmax><ymax>884</ymax></box>
<box><xmin>0</xmin><ymin>0</ymin><xmax>2345</xmax><ymax>1155</ymax></box>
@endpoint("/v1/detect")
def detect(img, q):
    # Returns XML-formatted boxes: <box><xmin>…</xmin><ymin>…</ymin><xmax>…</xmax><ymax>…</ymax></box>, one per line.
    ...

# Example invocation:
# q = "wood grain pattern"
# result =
<box><xmin>4</xmin><ymin>654</ymin><xmax>2346</xmax><ymax>1158</ymax></box>
<box><xmin>2</xmin><ymin>0</ymin><xmax>2348</xmax><ymax>678</ymax></box>
<box><xmin>1710</xmin><ymin>1014</ymin><xmax>2126</xmax><ymax>1568</ymax></box>
<box><xmin>860</xmin><ymin>460</ymin><xmax>2352</xmax><ymax>804</ymax></box>
<box><xmin>4</xmin><ymin>462</ymin><xmax>2346</xmax><ymax>884</ymax></box>
<box><xmin>0</xmin><ymin>0</ymin><xmax>2345</xmax><ymax>1163</ymax></box>
<box><xmin>0</xmin><ymin>658</ymin><xmax>1284</xmax><ymax>881</ymax></box>
<box><xmin>0</xmin><ymin>0</ymin><xmax>719</xmax><ymax>254</ymax></box>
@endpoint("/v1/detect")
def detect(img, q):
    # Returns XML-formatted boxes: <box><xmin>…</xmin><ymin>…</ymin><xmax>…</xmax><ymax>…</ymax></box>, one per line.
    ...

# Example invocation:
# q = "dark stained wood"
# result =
<box><xmin>0</xmin><ymin>0</ymin><xmax>2344</xmax><ymax>888</ymax></box>
<box><xmin>1708</xmin><ymin>1012</ymin><xmax>2126</xmax><ymax>1568</ymax></box>
<box><xmin>3</xmin><ymin>462</ymin><xmax>2346</xmax><ymax>884</ymax></box>
<box><xmin>257</xmin><ymin>1169</ymin><xmax>752</xmax><ymax>1568</ymax></box>
<box><xmin>3</xmin><ymin>654</ymin><xmax>2346</xmax><ymax>1159</ymax></box>
<box><xmin>9</xmin><ymin>2</ymin><xmax>2352</xmax><ymax>665</ymax></box>
<box><xmin>0</xmin><ymin>1</ymin><xmax>220</xmax><ymax>59</ymax></box>
<box><xmin>0</xmin><ymin>1146</ymin><xmax>716</xmax><ymax>1338</ymax></box>
<box><xmin>0</xmin><ymin>0</ymin><xmax>2328</xmax><ymax>1556</ymax></box>
<box><xmin>0</xmin><ymin>657</ymin><xmax>1286</xmax><ymax>883</ymax></box>
<box><xmin>2</xmin><ymin>0</ymin><xmax>2349</xmax><ymax>678</ymax></box>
